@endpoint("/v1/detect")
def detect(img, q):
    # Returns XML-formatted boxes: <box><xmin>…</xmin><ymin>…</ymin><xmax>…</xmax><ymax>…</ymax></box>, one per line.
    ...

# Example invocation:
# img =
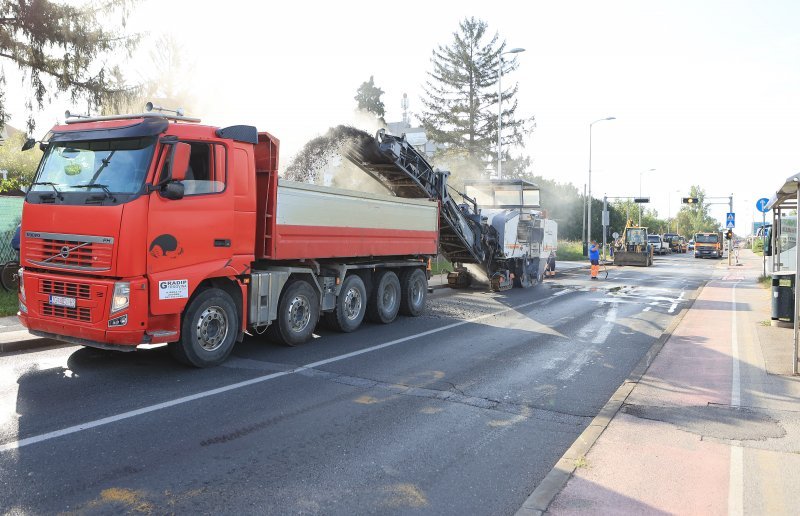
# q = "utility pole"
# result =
<box><xmin>582</xmin><ymin>184</ymin><xmax>587</xmax><ymax>256</ymax></box>
<box><xmin>602</xmin><ymin>196</ymin><xmax>608</xmax><ymax>261</ymax></box>
<box><xmin>729</xmin><ymin>194</ymin><xmax>733</xmax><ymax>266</ymax></box>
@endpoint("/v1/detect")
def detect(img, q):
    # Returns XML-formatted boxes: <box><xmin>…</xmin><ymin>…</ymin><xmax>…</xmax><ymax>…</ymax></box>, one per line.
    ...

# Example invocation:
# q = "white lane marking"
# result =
<box><xmin>0</xmin><ymin>291</ymin><xmax>573</xmax><ymax>453</ymax></box>
<box><xmin>553</xmin><ymin>289</ymin><xmax>570</xmax><ymax>297</ymax></box>
<box><xmin>591</xmin><ymin>304</ymin><xmax>618</xmax><ymax>344</ymax></box>
<box><xmin>642</xmin><ymin>307</ymin><xmax>651</xmax><ymax>312</ymax></box>
<box><xmin>728</xmin><ymin>282</ymin><xmax>743</xmax><ymax>516</ymax></box>
<box><xmin>668</xmin><ymin>303</ymin><xmax>678</xmax><ymax>314</ymax></box>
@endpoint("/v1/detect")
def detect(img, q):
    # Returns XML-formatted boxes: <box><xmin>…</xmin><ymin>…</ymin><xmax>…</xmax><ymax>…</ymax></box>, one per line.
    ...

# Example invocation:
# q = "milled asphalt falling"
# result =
<box><xmin>0</xmin><ymin>254</ymin><xmax>716</xmax><ymax>514</ymax></box>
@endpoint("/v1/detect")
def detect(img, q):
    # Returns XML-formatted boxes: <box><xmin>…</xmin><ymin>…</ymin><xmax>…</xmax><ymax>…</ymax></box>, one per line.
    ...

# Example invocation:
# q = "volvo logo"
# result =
<box><xmin>60</xmin><ymin>246</ymin><xmax>71</xmax><ymax>259</ymax></box>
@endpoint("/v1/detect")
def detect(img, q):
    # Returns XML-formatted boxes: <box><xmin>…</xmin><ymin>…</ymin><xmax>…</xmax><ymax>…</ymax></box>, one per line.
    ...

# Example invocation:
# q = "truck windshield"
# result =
<box><xmin>647</xmin><ymin>235</ymin><xmax>660</xmax><ymax>242</ymax></box>
<box><xmin>696</xmin><ymin>234</ymin><xmax>719</xmax><ymax>243</ymax></box>
<box><xmin>31</xmin><ymin>137</ymin><xmax>155</xmax><ymax>194</ymax></box>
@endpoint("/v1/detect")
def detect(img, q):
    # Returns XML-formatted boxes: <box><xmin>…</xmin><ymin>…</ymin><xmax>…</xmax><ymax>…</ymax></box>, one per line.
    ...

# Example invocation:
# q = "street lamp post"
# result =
<box><xmin>587</xmin><ymin>116</ymin><xmax>615</xmax><ymax>254</ymax></box>
<box><xmin>638</xmin><ymin>168</ymin><xmax>656</xmax><ymax>226</ymax></box>
<box><xmin>497</xmin><ymin>47</ymin><xmax>525</xmax><ymax>179</ymax></box>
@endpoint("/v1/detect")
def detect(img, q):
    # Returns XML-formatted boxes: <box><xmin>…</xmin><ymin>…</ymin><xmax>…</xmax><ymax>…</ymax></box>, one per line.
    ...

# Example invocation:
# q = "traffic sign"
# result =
<box><xmin>726</xmin><ymin>212</ymin><xmax>735</xmax><ymax>229</ymax></box>
<box><xmin>756</xmin><ymin>198</ymin><xmax>770</xmax><ymax>213</ymax></box>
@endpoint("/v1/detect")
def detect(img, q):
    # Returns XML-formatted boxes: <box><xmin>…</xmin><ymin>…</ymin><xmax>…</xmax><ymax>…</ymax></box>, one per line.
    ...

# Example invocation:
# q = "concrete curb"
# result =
<box><xmin>514</xmin><ymin>278</ymin><xmax>709</xmax><ymax>516</ymax></box>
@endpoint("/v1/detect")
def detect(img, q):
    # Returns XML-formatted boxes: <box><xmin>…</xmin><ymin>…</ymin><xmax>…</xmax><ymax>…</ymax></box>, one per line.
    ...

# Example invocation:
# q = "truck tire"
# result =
<box><xmin>399</xmin><ymin>268</ymin><xmax>427</xmax><ymax>316</ymax></box>
<box><xmin>268</xmin><ymin>279</ymin><xmax>320</xmax><ymax>346</ymax></box>
<box><xmin>325</xmin><ymin>274</ymin><xmax>366</xmax><ymax>332</ymax></box>
<box><xmin>170</xmin><ymin>288</ymin><xmax>239</xmax><ymax>368</ymax></box>
<box><xmin>367</xmin><ymin>270</ymin><xmax>401</xmax><ymax>324</ymax></box>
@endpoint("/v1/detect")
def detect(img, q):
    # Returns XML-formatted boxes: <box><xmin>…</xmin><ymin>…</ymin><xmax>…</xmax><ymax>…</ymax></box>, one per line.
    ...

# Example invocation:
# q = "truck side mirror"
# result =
<box><xmin>169</xmin><ymin>142</ymin><xmax>191</xmax><ymax>182</ymax></box>
<box><xmin>161</xmin><ymin>181</ymin><xmax>184</xmax><ymax>200</ymax></box>
<box><xmin>21</xmin><ymin>138</ymin><xmax>36</xmax><ymax>151</ymax></box>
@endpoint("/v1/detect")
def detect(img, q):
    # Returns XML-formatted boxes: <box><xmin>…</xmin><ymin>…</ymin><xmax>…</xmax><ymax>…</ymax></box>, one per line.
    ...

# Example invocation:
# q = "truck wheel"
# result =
<box><xmin>170</xmin><ymin>288</ymin><xmax>239</xmax><ymax>368</ymax></box>
<box><xmin>367</xmin><ymin>270</ymin><xmax>401</xmax><ymax>324</ymax></box>
<box><xmin>399</xmin><ymin>268</ymin><xmax>427</xmax><ymax>316</ymax></box>
<box><xmin>325</xmin><ymin>274</ymin><xmax>366</xmax><ymax>332</ymax></box>
<box><xmin>268</xmin><ymin>279</ymin><xmax>320</xmax><ymax>346</ymax></box>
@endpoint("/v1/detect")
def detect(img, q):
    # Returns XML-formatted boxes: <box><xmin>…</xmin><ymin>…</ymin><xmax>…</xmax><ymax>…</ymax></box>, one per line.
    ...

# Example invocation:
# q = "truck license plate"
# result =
<box><xmin>49</xmin><ymin>295</ymin><xmax>76</xmax><ymax>308</ymax></box>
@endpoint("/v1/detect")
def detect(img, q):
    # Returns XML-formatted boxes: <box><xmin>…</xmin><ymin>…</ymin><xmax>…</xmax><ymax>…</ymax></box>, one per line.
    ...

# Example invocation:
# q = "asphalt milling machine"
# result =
<box><xmin>345</xmin><ymin>129</ymin><xmax>557</xmax><ymax>291</ymax></box>
<box><xmin>613</xmin><ymin>222</ymin><xmax>654</xmax><ymax>267</ymax></box>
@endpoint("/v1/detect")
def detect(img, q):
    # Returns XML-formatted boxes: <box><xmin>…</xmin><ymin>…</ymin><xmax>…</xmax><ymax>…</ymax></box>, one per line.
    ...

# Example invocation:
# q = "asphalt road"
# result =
<box><xmin>0</xmin><ymin>252</ymin><xmax>719</xmax><ymax>515</ymax></box>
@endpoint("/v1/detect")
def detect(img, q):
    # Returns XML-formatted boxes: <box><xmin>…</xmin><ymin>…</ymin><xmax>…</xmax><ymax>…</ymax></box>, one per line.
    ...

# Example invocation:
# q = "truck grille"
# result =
<box><xmin>41</xmin><ymin>279</ymin><xmax>92</xmax><ymax>299</ymax></box>
<box><xmin>25</xmin><ymin>232</ymin><xmax>114</xmax><ymax>272</ymax></box>
<box><xmin>40</xmin><ymin>302</ymin><xmax>92</xmax><ymax>322</ymax></box>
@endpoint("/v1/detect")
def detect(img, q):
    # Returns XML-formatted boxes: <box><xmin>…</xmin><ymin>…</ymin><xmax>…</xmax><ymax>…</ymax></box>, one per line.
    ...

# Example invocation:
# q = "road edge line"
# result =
<box><xmin>515</xmin><ymin>278</ymin><xmax>709</xmax><ymax>516</ymax></box>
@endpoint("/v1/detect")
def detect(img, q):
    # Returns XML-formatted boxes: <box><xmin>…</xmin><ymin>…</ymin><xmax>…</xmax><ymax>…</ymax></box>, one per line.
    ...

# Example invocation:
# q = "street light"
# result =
<box><xmin>587</xmin><ymin>116</ymin><xmax>615</xmax><ymax>254</ymax></box>
<box><xmin>497</xmin><ymin>47</ymin><xmax>525</xmax><ymax>179</ymax></box>
<box><xmin>638</xmin><ymin>168</ymin><xmax>656</xmax><ymax>226</ymax></box>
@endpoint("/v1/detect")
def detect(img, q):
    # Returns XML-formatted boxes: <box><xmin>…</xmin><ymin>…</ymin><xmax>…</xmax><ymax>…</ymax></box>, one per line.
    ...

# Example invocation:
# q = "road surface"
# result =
<box><xmin>0</xmin><ymin>252</ymin><xmax>714</xmax><ymax>514</ymax></box>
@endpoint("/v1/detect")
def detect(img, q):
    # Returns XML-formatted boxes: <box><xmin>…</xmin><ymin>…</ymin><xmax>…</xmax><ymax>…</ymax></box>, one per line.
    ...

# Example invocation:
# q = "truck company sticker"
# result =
<box><xmin>150</xmin><ymin>234</ymin><xmax>184</xmax><ymax>259</ymax></box>
<box><xmin>159</xmin><ymin>279</ymin><xmax>188</xmax><ymax>300</ymax></box>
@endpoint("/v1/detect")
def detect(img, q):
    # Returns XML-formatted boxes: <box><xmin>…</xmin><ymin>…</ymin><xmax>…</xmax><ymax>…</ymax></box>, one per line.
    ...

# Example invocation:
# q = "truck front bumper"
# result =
<box><xmin>695</xmin><ymin>248</ymin><xmax>719</xmax><ymax>257</ymax></box>
<box><xmin>17</xmin><ymin>269</ymin><xmax>174</xmax><ymax>350</ymax></box>
<box><xmin>20</xmin><ymin>312</ymin><xmax>146</xmax><ymax>349</ymax></box>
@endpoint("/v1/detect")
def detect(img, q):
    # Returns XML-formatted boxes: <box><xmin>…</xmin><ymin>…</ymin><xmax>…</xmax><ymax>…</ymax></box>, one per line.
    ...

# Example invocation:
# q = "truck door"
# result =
<box><xmin>147</xmin><ymin>141</ymin><xmax>234</xmax><ymax>314</ymax></box>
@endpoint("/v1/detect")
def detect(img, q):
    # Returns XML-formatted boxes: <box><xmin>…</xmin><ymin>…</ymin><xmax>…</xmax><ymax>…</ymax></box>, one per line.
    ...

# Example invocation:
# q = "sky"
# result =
<box><xmin>8</xmin><ymin>0</ymin><xmax>800</xmax><ymax>233</ymax></box>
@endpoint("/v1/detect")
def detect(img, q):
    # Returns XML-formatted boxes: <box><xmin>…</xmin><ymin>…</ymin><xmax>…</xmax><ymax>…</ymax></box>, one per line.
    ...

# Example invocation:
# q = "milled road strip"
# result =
<box><xmin>0</xmin><ymin>290</ymin><xmax>574</xmax><ymax>453</ymax></box>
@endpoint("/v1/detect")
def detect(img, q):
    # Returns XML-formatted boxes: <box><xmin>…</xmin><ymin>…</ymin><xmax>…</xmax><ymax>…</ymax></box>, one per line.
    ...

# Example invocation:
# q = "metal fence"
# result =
<box><xmin>0</xmin><ymin>196</ymin><xmax>23</xmax><ymax>263</ymax></box>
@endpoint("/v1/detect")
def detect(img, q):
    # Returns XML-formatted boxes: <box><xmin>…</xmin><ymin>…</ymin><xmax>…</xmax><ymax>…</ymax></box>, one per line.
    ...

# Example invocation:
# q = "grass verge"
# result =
<box><xmin>0</xmin><ymin>288</ymin><xmax>19</xmax><ymax>317</ymax></box>
<box><xmin>430</xmin><ymin>256</ymin><xmax>452</xmax><ymax>276</ymax></box>
<box><xmin>557</xmin><ymin>240</ymin><xmax>585</xmax><ymax>261</ymax></box>
<box><xmin>757</xmin><ymin>274</ymin><xmax>771</xmax><ymax>289</ymax></box>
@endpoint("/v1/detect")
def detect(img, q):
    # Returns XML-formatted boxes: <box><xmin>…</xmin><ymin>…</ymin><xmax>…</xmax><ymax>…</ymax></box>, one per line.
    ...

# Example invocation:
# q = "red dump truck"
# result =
<box><xmin>17</xmin><ymin>112</ymin><xmax>437</xmax><ymax>366</ymax></box>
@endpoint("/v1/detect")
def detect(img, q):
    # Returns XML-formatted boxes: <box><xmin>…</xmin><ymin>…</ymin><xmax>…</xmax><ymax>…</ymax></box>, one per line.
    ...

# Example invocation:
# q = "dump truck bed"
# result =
<box><xmin>263</xmin><ymin>180</ymin><xmax>438</xmax><ymax>260</ymax></box>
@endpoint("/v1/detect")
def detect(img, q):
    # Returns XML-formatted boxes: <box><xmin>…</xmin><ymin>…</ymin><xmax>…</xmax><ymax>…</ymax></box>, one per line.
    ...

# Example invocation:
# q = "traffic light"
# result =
<box><xmin>682</xmin><ymin>197</ymin><xmax>699</xmax><ymax>204</ymax></box>
<box><xmin>725</xmin><ymin>229</ymin><xmax>733</xmax><ymax>240</ymax></box>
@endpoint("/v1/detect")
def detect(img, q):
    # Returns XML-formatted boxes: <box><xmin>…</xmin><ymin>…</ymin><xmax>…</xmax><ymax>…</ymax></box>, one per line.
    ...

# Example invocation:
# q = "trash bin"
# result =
<box><xmin>772</xmin><ymin>271</ymin><xmax>795</xmax><ymax>327</ymax></box>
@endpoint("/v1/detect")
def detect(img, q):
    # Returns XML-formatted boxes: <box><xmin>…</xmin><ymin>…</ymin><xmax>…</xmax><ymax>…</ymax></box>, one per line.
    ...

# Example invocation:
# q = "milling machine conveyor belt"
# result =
<box><xmin>344</xmin><ymin>130</ymin><xmax>487</xmax><ymax>265</ymax></box>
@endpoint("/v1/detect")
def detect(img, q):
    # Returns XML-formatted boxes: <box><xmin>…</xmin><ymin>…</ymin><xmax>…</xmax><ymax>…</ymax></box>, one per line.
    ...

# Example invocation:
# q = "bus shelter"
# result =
<box><xmin>766</xmin><ymin>173</ymin><xmax>800</xmax><ymax>374</ymax></box>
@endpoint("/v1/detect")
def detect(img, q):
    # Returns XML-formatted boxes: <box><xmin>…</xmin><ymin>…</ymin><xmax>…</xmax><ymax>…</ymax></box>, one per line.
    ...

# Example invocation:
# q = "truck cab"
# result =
<box><xmin>18</xmin><ymin>114</ymin><xmax>259</xmax><ymax>359</ymax></box>
<box><xmin>647</xmin><ymin>234</ymin><xmax>667</xmax><ymax>255</ymax></box>
<box><xmin>694</xmin><ymin>232</ymin><xmax>724</xmax><ymax>258</ymax></box>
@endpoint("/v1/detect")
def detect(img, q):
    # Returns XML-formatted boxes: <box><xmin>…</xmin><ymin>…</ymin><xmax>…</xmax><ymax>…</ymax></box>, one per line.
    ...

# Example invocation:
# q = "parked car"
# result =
<box><xmin>688</xmin><ymin>239</ymin><xmax>695</xmax><ymax>250</ymax></box>
<box><xmin>647</xmin><ymin>234</ymin><xmax>668</xmax><ymax>255</ymax></box>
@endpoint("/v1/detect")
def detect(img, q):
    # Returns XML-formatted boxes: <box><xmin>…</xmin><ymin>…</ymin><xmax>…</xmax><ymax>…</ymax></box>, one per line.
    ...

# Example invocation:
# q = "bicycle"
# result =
<box><xmin>1</xmin><ymin>255</ymin><xmax>20</xmax><ymax>292</ymax></box>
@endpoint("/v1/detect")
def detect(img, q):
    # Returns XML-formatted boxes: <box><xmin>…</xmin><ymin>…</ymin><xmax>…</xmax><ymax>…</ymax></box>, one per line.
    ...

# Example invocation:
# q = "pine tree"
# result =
<box><xmin>354</xmin><ymin>76</ymin><xmax>385</xmax><ymax>122</ymax></box>
<box><xmin>420</xmin><ymin>17</ymin><xmax>533</xmax><ymax>169</ymax></box>
<box><xmin>0</xmin><ymin>0</ymin><xmax>140</xmax><ymax>132</ymax></box>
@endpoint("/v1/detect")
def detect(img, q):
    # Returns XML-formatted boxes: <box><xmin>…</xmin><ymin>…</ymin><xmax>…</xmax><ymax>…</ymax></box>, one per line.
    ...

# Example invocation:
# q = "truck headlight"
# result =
<box><xmin>111</xmin><ymin>281</ymin><xmax>130</xmax><ymax>314</ymax></box>
<box><xmin>18</xmin><ymin>268</ymin><xmax>25</xmax><ymax>302</ymax></box>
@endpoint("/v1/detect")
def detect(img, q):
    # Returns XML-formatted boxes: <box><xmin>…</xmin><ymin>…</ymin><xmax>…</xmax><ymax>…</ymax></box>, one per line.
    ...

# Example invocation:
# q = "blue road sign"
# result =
<box><xmin>756</xmin><ymin>198</ymin><xmax>770</xmax><ymax>213</ymax></box>
<box><xmin>726</xmin><ymin>212</ymin><xmax>735</xmax><ymax>229</ymax></box>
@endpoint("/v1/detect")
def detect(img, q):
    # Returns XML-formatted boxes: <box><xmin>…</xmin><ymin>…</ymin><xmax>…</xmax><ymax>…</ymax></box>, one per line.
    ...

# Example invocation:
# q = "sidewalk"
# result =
<box><xmin>0</xmin><ymin>314</ymin><xmax>50</xmax><ymax>352</ymax></box>
<box><xmin>525</xmin><ymin>249</ymin><xmax>800</xmax><ymax>515</ymax></box>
